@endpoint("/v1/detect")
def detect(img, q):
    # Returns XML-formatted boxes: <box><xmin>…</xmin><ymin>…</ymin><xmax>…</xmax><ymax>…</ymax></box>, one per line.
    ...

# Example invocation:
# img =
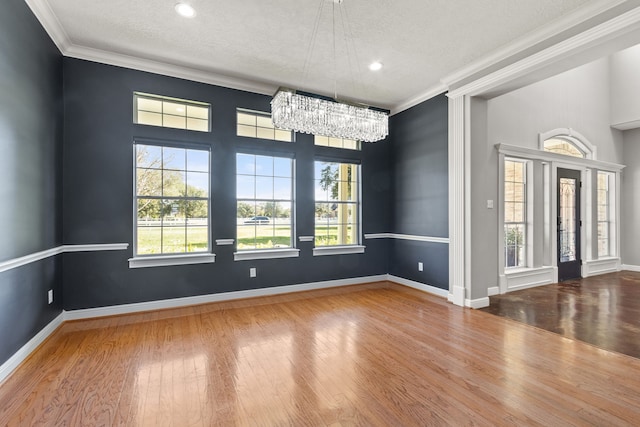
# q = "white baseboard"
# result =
<box><xmin>64</xmin><ymin>275</ymin><xmax>389</xmax><ymax>320</ymax></box>
<box><xmin>622</xmin><ymin>264</ymin><xmax>640</xmax><ymax>272</ymax></box>
<box><xmin>386</xmin><ymin>275</ymin><xmax>449</xmax><ymax>298</ymax></box>
<box><xmin>487</xmin><ymin>286</ymin><xmax>500</xmax><ymax>296</ymax></box>
<box><xmin>0</xmin><ymin>313</ymin><xmax>64</xmax><ymax>384</ymax></box>
<box><xmin>466</xmin><ymin>297</ymin><xmax>490</xmax><ymax>309</ymax></box>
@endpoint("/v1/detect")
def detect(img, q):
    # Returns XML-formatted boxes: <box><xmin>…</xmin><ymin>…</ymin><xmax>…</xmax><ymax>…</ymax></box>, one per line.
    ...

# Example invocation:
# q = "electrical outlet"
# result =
<box><xmin>250</xmin><ymin>267</ymin><xmax>257</xmax><ymax>278</ymax></box>
<box><xmin>48</xmin><ymin>289</ymin><xmax>54</xmax><ymax>304</ymax></box>
<box><xmin>418</xmin><ymin>262</ymin><xmax>423</xmax><ymax>272</ymax></box>
<box><xmin>487</xmin><ymin>199</ymin><xmax>494</xmax><ymax>209</ymax></box>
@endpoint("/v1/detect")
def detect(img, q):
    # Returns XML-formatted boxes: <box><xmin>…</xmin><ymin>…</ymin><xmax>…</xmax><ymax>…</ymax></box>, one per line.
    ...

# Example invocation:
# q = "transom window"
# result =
<box><xmin>504</xmin><ymin>159</ymin><xmax>526</xmax><ymax>268</ymax></box>
<box><xmin>314</xmin><ymin>161</ymin><xmax>360</xmax><ymax>247</ymax></box>
<box><xmin>543</xmin><ymin>138</ymin><xmax>585</xmax><ymax>158</ymax></box>
<box><xmin>236</xmin><ymin>154</ymin><xmax>294</xmax><ymax>250</ymax></box>
<box><xmin>135</xmin><ymin>143</ymin><xmax>210</xmax><ymax>255</ymax></box>
<box><xmin>134</xmin><ymin>93</ymin><xmax>210</xmax><ymax>132</ymax></box>
<box><xmin>314</xmin><ymin>135</ymin><xmax>360</xmax><ymax>150</ymax></box>
<box><xmin>237</xmin><ymin>109</ymin><xmax>292</xmax><ymax>142</ymax></box>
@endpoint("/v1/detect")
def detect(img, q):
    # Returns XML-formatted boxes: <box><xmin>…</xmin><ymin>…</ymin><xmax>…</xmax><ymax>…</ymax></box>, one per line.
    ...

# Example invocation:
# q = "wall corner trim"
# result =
<box><xmin>0</xmin><ymin>312</ymin><xmax>64</xmax><ymax>384</ymax></box>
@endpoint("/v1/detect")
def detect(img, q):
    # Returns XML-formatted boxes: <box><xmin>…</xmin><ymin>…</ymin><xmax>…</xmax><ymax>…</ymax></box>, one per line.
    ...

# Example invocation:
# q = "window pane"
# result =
<box><xmin>255</xmin><ymin>155</ymin><xmax>274</xmax><ymax>176</ymax></box>
<box><xmin>163</xmin><ymin>114</ymin><xmax>187</xmax><ymax>129</ymax></box>
<box><xmin>237</xmin><ymin>175</ymin><xmax>255</xmax><ymax>199</ymax></box>
<box><xmin>237</xmin><ymin>124</ymin><xmax>257</xmax><ymax>138</ymax></box>
<box><xmin>187</xmin><ymin>149</ymin><xmax>209</xmax><ymax>172</ymax></box>
<box><xmin>187</xmin><ymin>105</ymin><xmax>209</xmax><ymax>120</ymax></box>
<box><xmin>163</xmin><ymin>147</ymin><xmax>186</xmax><ymax>170</ymax></box>
<box><xmin>136</xmin><ymin>145</ymin><xmax>162</xmax><ymax>168</ymax></box>
<box><xmin>274</xmin><ymin>177</ymin><xmax>292</xmax><ymax>200</ymax></box>
<box><xmin>137</xmin><ymin>97</ymin><xmax>162</xmax><ymax>113</ymax></box>
<box><xmin>162</xmin><ymin>224</ymin><xmax>186</xmax><ymax>253</ymax></box>
<box><xmin>187</xmin><ymin>118</ymin><xmax>209</xmax><ymax>132</ymax></box>
<box><xmin>136</xmin><ymin>169</ymin><xmax>162</xmax><ymax>196</ymax></box>
<box><xmin>255</xmin><ymin>176</ymin><xmax>274</xmax><ymax>199</ymax></box>
<box><xmin>137</xmin><ymin>227</ymin><xmax>162</xmax><ymax>255</ymax></box>
<box><xmin>137</xmin><ymin>111</ymin><xmax>163</xmax><ymax>126</ymax></box>
<box><xmin>237</xmin><ymin>113</ymin><xmax>256</xmax><ymax>126</ymax></box>
<box><xmin>163</xmin><ymin>101</ymin><xmax>186</xmax><ymax>117</ymax></box>
<box><xmin>274</xmin><ymin>129</ymin><xmax>292</xmax><ymax>142</ymax></box>
<box><xmin>256</xmin><ymin>127</ymin><xmax>274</xmax><ymax>140</ymax></box>
<box><xmin>163</xmin><ymin>171</ymin><xmax>186</xmax><ymax>197</ymax></box>
<box><xmin>274</xmin><ymin>157</ymin><xmax>292</xmax><ymax>178</ymax></box>
<box><xmin>256</xmin><ymin>115</ymin><xmax>273</xmax><ymax>129</ymax></box>
<box><xmin>186</xmin><ymin>172</ymin><xmax>208</xmax><ymax>197</ymax></box>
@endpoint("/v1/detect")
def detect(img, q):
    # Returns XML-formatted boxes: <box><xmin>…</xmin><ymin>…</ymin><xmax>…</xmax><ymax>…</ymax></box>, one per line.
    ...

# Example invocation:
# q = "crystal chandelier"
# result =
<box><xmin>270</xmin><ymin>0</ymin><xmax>389</xmax><ymax>143</ymax></box>
<box><xmin>271</xmin><ymin>89</ymin><xmax>388</xmax><ymax>143</ymax></box>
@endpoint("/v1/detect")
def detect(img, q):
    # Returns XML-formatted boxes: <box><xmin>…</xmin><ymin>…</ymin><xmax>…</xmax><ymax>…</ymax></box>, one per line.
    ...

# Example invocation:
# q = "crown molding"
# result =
<box><xmin>390</xmin><ymin>83</ymin><xmax>448</xmax><ymax>115</ymax></box>
<box><xmin>448</xmin><ymin>5</ymin><xmax>640</xmax><ymax>99</ymax></box>
<box><xmin>24</xmin><ymin>0</ymin><xmax>71</xmax><ymax>52</ymax></box>
<box><xmin>391</xmin><ymin>0</ymin><xmax>633</xmax><ymax>114</ymax></box>
<box><xmin>440</xmin><ymin>0</ymin><xmax>629</xmax><ymax>88</ymax></box>
<box><xmin>64</xmin><ymin>44</ymin><xmax>277</xmax><ymax>96</ymax></box>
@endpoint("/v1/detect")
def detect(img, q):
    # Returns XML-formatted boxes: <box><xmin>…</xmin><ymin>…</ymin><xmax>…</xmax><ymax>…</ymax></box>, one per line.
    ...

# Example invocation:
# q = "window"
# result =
<box><xmin>236</xmin><ymin>154</ymin><xmax>294</xmax><ymax>250</ymax></box>
<box><xmin>134</xmin><ymin>93</ymin><xmax>210</xmax><ymax>132</ymax></box>
<box><xmin>504</xmin><ymin>159</ymin><xmax>526</xmax><ymax>268</ymax></box>
<box><xmin>237</xmin><ymin>109</ymin><xmax>292</xmax><ymax>142</ymax></box>
<box><xmin>597</xmin><ymin>171</ymin><xmax>613</xmax><ymax>257</ymax></box>
<box><xmin>314</xmin><ymin>161</ymin><xmax>360</xmax><ymax>247</ymax></box>
<box><xmin>135</xmin><ymin>144</ymin><xmax>210</xmax><ymax>255</ymax></box>
<box><xmin>543</xmin><ymin>138</ymin><xmax>585</xmax><ymax>158</ymax></box>
<box><xmin>314</xmin><ymin>135</ymin><xmax>360</xmax><ymax>150</ymax></box>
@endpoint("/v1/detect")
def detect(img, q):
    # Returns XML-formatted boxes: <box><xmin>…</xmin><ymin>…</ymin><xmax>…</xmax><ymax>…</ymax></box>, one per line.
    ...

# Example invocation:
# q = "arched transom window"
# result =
<box><xmin>543</xmin><ymin>138</ymin><xmax>585</xmax><ymax>158</ymax></box>
<box><xmin>539</xmin><ymin>128</ymin><xmax>595</xmax><ymax>160</ymax></box>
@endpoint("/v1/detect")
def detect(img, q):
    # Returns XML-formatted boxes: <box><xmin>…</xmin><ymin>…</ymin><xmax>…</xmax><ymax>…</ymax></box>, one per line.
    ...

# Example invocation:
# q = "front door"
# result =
<box><xmin>557</xmin><ymin>168</ymin><xmax>581</xmax><ymax>281</ymax></box>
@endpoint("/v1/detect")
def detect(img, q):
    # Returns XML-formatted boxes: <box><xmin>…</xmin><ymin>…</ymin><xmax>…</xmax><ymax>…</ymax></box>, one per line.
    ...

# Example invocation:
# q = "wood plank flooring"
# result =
<box><xmin>2</xmin><ymin>281</ymin><xmax>640</xmax><ymax>426</ymax></box>
<box><xmin>481</xmin><ymin>271</ymin><xmax>640</xmax><ymax>358</ymax></box>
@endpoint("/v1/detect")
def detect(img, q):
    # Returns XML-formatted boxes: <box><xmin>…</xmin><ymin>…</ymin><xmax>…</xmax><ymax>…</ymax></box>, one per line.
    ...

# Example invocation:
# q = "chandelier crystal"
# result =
<box><xmin>271</xmin><ymin>89</ymin><xmax>388</xmax><ymax>143</ymax></box>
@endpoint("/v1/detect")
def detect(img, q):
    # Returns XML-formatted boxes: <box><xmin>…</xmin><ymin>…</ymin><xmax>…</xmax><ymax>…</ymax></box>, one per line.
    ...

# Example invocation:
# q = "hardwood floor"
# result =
<box><xmin>2</xmin><ymin>281</ymin><xmax>640</xmax><ymax>426</ymax></box>
<box><xmin>481</xmin><ymin>271</ymin><xmax>640</xmax><ymax>358</ymax></box>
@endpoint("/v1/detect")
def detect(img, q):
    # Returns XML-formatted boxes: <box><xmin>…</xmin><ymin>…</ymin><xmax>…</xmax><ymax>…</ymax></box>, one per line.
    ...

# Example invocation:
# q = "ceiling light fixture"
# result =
<box><xmin>271</xmin><ymin>0</ymin><xmax>388</xmax><ymax>143</ymax></box>
<box><xmin>175</xmin><ymin>3</ymin><xmax>196</xmax><ymax>18</ymax></box>
<box><xmin>369</xmin><ymin>61</ymin><xmax>383</xmax><ymax>71</ymax></box>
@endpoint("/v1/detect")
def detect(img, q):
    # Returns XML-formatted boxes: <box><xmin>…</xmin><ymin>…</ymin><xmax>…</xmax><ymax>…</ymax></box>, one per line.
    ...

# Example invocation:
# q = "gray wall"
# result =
<box><xmin>0</xmin><ymin>0</ymin><xmax>63</xmax><ymax>365</ymax></box>
<box><xmin>62</xmin><ymin>58</ymin><xmax>391</xmax><ymax>310</ymax></box>
<box><xmin>388</xmin><ymin>94</ymin><xmax>449</xmax><ymax>289</ymax></box>
<box><xmin>622</xmin><ymin>128</ymin><xmax>640</xmax><ymax>266</ymax></box>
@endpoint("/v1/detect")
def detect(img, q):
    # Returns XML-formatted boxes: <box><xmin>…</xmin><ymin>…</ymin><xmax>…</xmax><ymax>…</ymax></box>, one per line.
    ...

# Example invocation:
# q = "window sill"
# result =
<box><xmin>128</xmin><ymin>253</ymin><xmax>216</xmax><ymax>268</ymax></box>
<box><xmin>504</xmin><ymin>266</ymin><xmax>553</xmax><ymax>276</ymax></box>
<box><xmin>234</xmin><ymin>248</ymin><xmax>300</xmax><ymax>261</ymax></box>
<box><xmin>313</xmin><ymin>245</ymin><xmax>366</xmax><ymax>256</ymax></box>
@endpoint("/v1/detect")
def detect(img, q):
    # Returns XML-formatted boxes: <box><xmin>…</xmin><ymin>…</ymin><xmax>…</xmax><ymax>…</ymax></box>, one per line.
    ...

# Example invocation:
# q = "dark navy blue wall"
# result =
<box><xmin>62</xmin><ymin>58</ymin><xmax>391</xmax><ymax>310</ymax></box>
<box><xmin>388</xmin><ymin>94</ymin><xmax>449</xmax><ymax>289</ymax></box>
<box><xmin>0</xmin><ymin>0</ymin><xmax>63</xmax><ymax>365</ymax></box>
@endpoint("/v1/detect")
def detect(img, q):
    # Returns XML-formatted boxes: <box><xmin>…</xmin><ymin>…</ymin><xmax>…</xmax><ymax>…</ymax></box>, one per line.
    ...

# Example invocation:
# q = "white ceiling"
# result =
<box><xmin>30</xmin><ymin>0</ymin><xmax>617</xmax><ymax>111</ymax></box>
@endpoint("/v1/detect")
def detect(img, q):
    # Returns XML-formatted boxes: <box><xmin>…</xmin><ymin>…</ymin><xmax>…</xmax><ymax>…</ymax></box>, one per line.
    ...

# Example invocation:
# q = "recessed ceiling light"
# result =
<box><xmin>369</xmin><ymin>61</ymin><xmax>383</xmax><ymax>71</ymax></box>
<box><xmin>175</xmin><ymin>3</ymin><xmax>196</xmax><ymax>18</ymax></box>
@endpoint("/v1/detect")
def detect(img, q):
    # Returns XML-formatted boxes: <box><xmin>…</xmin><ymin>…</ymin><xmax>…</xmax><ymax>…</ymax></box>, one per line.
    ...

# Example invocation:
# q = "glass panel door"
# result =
<box><xmin>557</xmin><ymin>168</ymin><xmax>581</xmax><ymax>281</ymax></box>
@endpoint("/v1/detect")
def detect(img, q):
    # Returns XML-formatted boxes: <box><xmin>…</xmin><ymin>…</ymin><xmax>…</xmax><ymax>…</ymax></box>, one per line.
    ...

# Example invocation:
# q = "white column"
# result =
<box><xmin>448</xmin><ymin>94</ymin><xmax>466</xmax><ymax>306</ymax></box>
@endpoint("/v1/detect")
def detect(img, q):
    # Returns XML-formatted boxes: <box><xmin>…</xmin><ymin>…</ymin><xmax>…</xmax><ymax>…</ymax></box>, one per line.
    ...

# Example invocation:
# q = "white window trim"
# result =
<box><xmin>234</xmin><ymin>248</ymin><xmax>300</xmax><ymax>261</ymax></box>
<box><xmin>129</xmin><ymin>253</ymin><xmax>216</xmax><ymax>268</ymax></box>
<box><xmin>313</xmin><ymin>245</ymin><xmax>366</xmax><ymax>256</ymax></box>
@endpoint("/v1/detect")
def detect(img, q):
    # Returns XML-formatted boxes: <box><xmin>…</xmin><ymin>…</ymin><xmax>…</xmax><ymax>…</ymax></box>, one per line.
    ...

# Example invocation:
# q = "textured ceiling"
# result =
<box><xmin>42</xmin><ymin>0</ymin><xmax>598</xmax><ymax>109</ymax></box>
